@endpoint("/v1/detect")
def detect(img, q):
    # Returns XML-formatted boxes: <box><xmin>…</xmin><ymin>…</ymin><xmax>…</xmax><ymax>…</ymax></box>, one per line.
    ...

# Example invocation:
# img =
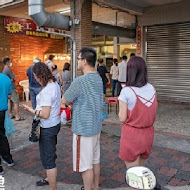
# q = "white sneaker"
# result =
<box><xmin>2</xmin><ymin>157</ymin><xmax>14</xmax><ymax>167</ymax></box>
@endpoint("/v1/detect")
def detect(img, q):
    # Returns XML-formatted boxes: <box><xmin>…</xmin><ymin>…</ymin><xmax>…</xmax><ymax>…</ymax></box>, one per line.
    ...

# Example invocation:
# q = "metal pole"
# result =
<box><xmin>72</xmin><ymin>40</ymin><xmax>76</xmax><ymax>80</ymax></box>
<box><xmin>39</xmin><ymin>28</ymin><xmax>77</xmax><ymax>80</ymax></box>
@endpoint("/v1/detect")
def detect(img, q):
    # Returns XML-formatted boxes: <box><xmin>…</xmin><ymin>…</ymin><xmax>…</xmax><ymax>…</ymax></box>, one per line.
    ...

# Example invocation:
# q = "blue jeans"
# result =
<box><xmin>103</xmin><ymin>84</ymin><xmax>107</xmax><ymax>95</ymax></box>
<box><xmin>39</xmin><ymin>123</ymin><xmax>61</xmax><ymax>169</ymax></box>
<box><xmin>112</xmin><ymin>80</ymin><xmax>119</xmax><ymax>97</ymax></box>
<box><xmin>29</xmin><ymin>86</ymin><xmax>42</xmax><ymax>109</ymax></box>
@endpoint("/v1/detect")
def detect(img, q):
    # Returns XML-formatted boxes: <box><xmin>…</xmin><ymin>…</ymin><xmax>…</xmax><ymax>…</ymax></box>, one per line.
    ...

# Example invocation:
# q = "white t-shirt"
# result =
<box><xmin>110</xmin><ymin>65</ymin><xmax>119</xmax><ymax>80</ymax></box>
<box><xmin>118</xmin><ymin>61</ymin><xmax>127</xmax><ymax>82</ymax></box>
<box><xmin>118</xmin><ymin>83</ymin><xmax>156</xmax><ymax>110</ymax></box>
<box><xmin>36</xmin><ymin>82</ymin><xmax>61</xmax><ymax>128</ymax></box>
<box><xmin>45</xmin><ymin>60</ymin><xmax>53</xmax><ymax>70</ymax></box>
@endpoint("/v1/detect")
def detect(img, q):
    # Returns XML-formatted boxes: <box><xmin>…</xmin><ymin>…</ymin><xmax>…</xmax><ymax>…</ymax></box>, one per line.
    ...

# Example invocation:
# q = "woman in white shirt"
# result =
<box><xmin>23</xmin><ymin>62</ymin><xmax>61</xmax><ymax>190</ymax></box>
<box><xmin>110</xmin><ymin>58</ymin><xmax>119</xmax><ymax>97</ymax></box>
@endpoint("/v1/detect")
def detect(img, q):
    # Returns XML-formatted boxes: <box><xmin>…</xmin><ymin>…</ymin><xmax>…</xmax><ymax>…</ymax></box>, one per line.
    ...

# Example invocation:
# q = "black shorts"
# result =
<box><xmin>39</xmin><ymin>123</ymin><xmax>61</xmax><ymax>170</ymax></box>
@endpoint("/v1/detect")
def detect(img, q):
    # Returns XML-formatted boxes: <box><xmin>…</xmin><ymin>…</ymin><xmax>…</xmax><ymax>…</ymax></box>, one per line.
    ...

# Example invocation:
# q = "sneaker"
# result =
<box><xmin>0</xmin><ymin>166</ymin><xmax>4</xmax><ymax>175</ymax></box>
<box><xmin>2</xmin><ymin>157</ymin><xmax>14</xmax><ymax>167</ymax></box>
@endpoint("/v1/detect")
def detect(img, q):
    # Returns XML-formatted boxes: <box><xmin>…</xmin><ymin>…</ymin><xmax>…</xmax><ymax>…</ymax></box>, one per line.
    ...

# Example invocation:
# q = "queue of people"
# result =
<box><xmin>97</xmin><ymin>52</ymin><xmax>136</xmax><ymax>98</ymax></box>
<box><xmin>0</xmin><ymin>48</ymin><xmax>161</xmax><ymax>190</ymax></box>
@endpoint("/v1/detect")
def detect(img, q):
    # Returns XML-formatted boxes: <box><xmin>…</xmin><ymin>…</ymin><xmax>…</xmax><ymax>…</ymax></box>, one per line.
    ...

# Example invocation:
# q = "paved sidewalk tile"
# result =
<box><xmin>11</xmin><ymin>126</ymin><xmax>190</xmax><ymax>188</ymax></box>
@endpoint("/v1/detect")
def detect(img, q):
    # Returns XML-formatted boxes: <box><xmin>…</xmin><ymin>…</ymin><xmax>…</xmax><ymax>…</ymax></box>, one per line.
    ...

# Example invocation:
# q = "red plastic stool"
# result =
<box><xmin>107</xmin><ymin>97</ymin><xmax>119</xmax><ymax>114</ymax></box>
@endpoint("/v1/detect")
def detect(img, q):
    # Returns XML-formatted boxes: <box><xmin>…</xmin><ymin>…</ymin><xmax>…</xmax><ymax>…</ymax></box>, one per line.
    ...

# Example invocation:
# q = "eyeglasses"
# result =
<box><xmin>77</xmin><ymin>57</ymin><xmax>84</xmax><ymax>61</ymax></box>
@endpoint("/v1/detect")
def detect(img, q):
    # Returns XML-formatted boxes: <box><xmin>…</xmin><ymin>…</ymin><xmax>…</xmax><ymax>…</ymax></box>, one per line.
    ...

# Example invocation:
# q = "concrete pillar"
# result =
<box><xmin>70</xmin><ymin>0</ymin><xmax>92</xmax><ymax>76</ymax></box>
<box><xmin>71</xmin><ymin>0</ymin><xmax>92</xmax><ymax>52</ymax></box>
<box><xmin>113</xmin><ymin>37</ymin><xmax>118</xmax><ymax>58</ymax></box>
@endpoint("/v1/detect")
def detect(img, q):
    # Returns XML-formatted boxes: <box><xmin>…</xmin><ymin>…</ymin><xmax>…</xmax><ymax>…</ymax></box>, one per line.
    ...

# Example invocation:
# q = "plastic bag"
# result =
<box><xmin>5</xmin><ymin>111</ymin><xmax>15</xmax><ymax>136</ymax></box>
<box><xmin>101</xmin><ymin>102</ymin><xmax>108</xmax><ymax>121</ymax></box>
<box><xmin>60</xmin><ymin>107</ymin><xmax>71</xmax><ymax>124</ymax></box>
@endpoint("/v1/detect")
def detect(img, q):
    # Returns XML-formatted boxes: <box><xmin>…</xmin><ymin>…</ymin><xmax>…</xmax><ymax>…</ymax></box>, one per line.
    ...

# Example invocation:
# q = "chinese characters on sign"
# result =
<box><xmin>0</xmin><ymin>176</ymin><xmax>5</xmax><ymax>190</ymax></box>
<box><xmin>4</xmin><ymin>17</ymin><xmax>64</xmax><ymax>40</ymax></box>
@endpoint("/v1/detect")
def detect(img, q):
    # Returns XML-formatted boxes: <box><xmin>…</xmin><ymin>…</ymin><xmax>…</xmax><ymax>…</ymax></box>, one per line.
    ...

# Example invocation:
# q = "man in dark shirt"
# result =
<box><xmin>26</xmin><ymin>58</ymin><xmax>42</xmax><ymax>109</ymax></box>
<box><xmin>97</xmin><ymin>58</ymin><xmax>110</xmax><ymax>99</ymax></box>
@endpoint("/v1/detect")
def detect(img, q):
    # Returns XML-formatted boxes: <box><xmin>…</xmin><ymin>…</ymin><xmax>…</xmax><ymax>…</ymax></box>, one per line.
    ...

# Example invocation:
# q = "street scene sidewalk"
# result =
<box><xmin>2</xmin><ymin>101</ymin><xmax>190</xmax><ymax>190</ymax></box>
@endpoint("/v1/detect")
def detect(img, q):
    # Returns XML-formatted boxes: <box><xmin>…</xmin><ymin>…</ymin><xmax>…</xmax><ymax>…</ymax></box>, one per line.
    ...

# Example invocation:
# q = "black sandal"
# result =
<box><xmin>36</xmin><ymin>179</ymin><xmax>49</xmax><ymax>186</ymax></box>
<box><xmin>81</xmin><ymin>186</ymin><xmax>84</xmax><ymax>190</ymax></box>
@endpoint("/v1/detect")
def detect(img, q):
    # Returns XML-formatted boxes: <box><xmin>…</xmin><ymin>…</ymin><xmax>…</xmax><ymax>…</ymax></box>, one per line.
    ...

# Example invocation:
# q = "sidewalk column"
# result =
<box><xmin>70</xmin><ymin>0</ymin><xmax>92</xmax><ymax>76</ymax></box>
<box><xmin>113</xmin><ymin>37</ymin><xmax>119</xmax><ymax>59</ymax></box>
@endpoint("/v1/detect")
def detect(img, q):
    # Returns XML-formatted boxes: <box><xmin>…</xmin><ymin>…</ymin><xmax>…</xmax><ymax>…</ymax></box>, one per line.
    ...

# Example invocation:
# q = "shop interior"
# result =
<box><xmin>93</xmin><ymin>35</ymin><xmax>136</xmax><ymax>72</ymax></box>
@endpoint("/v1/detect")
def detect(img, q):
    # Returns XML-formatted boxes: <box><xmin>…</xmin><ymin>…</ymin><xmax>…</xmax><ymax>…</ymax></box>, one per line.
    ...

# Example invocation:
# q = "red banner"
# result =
<box><xmin>137</xmin><ymin>26</ymin><xmax>141</xmax><ymax>55</ymax></box>
<box><xmin>4</xmin><ymin>17</ymin><xmax>65</xmax><ymax>40</ymax></box>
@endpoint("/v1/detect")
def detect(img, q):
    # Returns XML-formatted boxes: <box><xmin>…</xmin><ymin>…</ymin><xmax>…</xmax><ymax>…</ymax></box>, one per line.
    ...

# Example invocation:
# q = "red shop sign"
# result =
<box><xmin>137</xmin><ymin>26</ymin><xmax>141</xmax><ymax>55</ymax></box>
<box><xmin>4</xmin><ymin>17</ymin><xmax>65</xmax><ymax>40</ymax></box>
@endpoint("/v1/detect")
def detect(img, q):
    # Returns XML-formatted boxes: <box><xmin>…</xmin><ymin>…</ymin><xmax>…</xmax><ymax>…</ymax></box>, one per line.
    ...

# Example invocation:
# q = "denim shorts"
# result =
<box><xmin>39</xmin><ymin>123</ymin><xmax>61</xmax><ymax>170</ymax></box>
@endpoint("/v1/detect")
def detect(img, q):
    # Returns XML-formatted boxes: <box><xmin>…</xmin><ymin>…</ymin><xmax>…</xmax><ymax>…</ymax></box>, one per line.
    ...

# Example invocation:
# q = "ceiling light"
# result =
<box><xmin>60</xmin><ymin>9</ymin><xmax>71</xmax><ymax>14</ymax></box>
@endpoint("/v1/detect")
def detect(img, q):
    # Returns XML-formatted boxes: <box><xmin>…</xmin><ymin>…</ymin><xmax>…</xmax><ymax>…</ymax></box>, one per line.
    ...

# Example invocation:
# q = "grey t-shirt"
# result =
<box><xmin>3</xmin><ymin>68</ymin><xmax>16</xmax><ymax>89</ymax></box>
<box><xmin>62</xmin><ymin>70</ymin><xmax>71</xmax><ymax>93</ymax></box>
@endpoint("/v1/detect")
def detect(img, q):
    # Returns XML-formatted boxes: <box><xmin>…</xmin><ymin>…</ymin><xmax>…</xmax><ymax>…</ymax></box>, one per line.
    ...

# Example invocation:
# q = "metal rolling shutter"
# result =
<box><xmin>146</xmin><ymin>22</ymin><xmax>190</xmax><ymax>102</ymax></box>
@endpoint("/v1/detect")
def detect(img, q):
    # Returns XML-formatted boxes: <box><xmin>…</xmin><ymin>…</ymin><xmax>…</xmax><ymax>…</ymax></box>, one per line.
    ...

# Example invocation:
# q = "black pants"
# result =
<box><xmin>118</xmin><ymin>81</ymin><xmax>125</xmax><ymax>96</ymax></box>
<box><xmin>0</xmin><ymin>110</ymin><xmax>12</xmax><ymax>165</ymax></box>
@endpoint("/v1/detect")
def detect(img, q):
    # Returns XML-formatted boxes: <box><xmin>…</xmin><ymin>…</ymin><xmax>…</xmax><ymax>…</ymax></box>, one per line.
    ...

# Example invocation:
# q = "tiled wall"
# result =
<box><xmin>9</xmin><ymin>34</ymin><xmax>65</xmax><ymax>97</ymax></box>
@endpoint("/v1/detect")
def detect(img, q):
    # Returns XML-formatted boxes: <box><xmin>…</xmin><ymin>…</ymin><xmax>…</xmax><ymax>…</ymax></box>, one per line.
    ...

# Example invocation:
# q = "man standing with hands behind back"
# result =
<box><xmin>62</xmin><ymin>47</ymin><xmax>103</xmax><ymax>190</ymax></box>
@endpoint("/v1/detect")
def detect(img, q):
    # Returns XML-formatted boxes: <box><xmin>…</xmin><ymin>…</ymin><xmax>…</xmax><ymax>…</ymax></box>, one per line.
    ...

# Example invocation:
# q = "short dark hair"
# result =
<box><xmin>126</xmin><ymin>56</ymin><xmax>148</xmax><ymax>87</ymax></box>
<box><xmin>52</xmin><ymin>65</ymin><xmax>57</xmax><ymax>71</ymax></box>
<box><xmin>3</xmin><ymin>57</ymin><xmax>10</xmax><ymax>65</ymax></box>
<box><xmin>32</xmin><ymin>62</ymin><xmax>56</xmax><ymax>87</ymax></box>
<box><xmin>49</xmin><ymin>54</ymin><xmax>55</xmax><ymax>60</ymax></box>
<box><xmin>97</xmin><ymin>58</ymin><xmax>103</xmax><ymax>64</ymax></box>
<box><xmin>79</xmin><ymin>47</ymin><xmax>97</xmax><ymax>68</ymax></box>
<box><xmin>130</xmin><ymin>53</ymin><xmax>136</xmax><ymax>57</ymax></box>
<box><xmin>122</xmin><ymin>55</ymin><xmax>127</xmax><ymax>60</ymax></box>
<box><xmin>63</xmin><ymin>62</ymin><xmax>70</xmax><ymax>71</ymax></box>
<box><xmin>113</xmin><ymin>58</ymin><xmax>118</xmax><ymax>66</ymax></box>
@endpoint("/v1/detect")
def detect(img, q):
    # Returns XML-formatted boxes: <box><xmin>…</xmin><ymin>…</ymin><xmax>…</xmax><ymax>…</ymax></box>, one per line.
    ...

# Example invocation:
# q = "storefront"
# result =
<box><xmin>1</xmin><ymin>16</ymin><xmax>70</xmax><ymax>97</ymax></box>
<box><xmin>145</xmin><ymin>22</ymin><xmax>190</xmax><ymax>102</ymax></box>
<box><xmin>138</xmin><ymin>0</ymin><xmax>190</xmax><ymax>103</ymax></box>
<box><xmin>93</xmin><ymin>35</ymin><xmax>136</xmax><ymax>72</ymax></box>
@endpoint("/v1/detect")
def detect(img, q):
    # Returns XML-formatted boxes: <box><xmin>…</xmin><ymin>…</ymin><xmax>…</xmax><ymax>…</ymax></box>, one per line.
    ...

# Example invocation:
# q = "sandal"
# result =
<box><xmin>15</xmin><ymin>117</ymin><xmax>25</xmax><ymax>121</ymax></box>
<box><xmin>10</xmin><ymin>115</ymin><xmax>15</xmax><ymax>119</ymax></box>
<box><xmin>81</xmin><ymin>186</ymin><xmax>84</xmax><ymax>190</ymax></box>
<box><xmin>36</xmin><ymin>179</ymin><xmax>49</xmax><ymax>186</ymax></box>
